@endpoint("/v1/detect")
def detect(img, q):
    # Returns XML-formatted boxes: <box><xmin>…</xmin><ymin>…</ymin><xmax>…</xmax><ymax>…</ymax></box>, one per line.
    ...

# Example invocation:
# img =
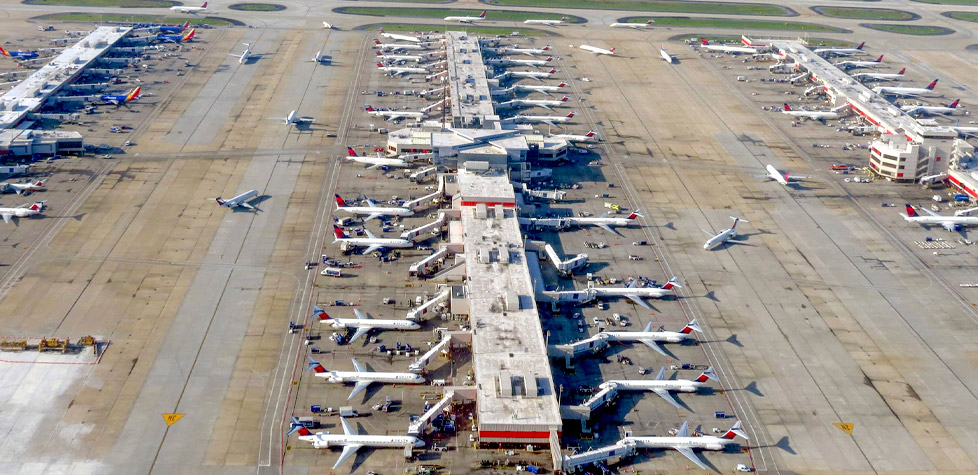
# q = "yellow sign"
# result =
<box><xmin>833</xmin><ymin>422</ymin><xmax>854</xmax><ymax>435</ymax></box>
<box><xmin>162</xmin><ymin>413</ymin><xmax>185</xmax><ymax>426</ymax></box>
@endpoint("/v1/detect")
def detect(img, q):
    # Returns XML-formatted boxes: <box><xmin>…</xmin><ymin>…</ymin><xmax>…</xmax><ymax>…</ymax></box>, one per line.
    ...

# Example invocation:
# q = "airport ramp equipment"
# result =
<box><xmin>408</xmin><ymin>333</ymin><xmax>452</xmax><ymax>373</ymax></box>
<box><xmin>407</xmin><ymin>288</ymin><xmax>450</xmax><ymax>320</ymax></box>
<box><xmin>409</xmin><ymin>247</ymin><xmax>449</xmax><ymax>276</ymax></box>
<box><xmin>401</xmin><ymin>212</ymin><xmax>445</xmax><ymax>240</ymax></box>
<box><xmin>544</xmin><ymin>243</ymin><xmax>587</xmax><ymax>275</ymax></box>
<box><xmin>407</xmin><ymin>390</ymin><xmax>454</xmax><ymax>436</ymax></box>
<box><xmin>562</xmin><ymin>439</ymin><xmax>636</xmax><ymax>470</ymax></box>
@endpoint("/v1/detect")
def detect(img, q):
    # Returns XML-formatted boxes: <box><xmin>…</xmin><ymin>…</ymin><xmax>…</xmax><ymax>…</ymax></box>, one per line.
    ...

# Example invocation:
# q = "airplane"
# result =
<box><xmin>872</xmin><ymin>79</ymin><xmax>939</xmax><ymax>98</ymax></box>
<box><xmin>699</xmin><ymin>39</ymin><xmax>757</xmax><ymax>55</ymax></box>
<box><xmin>229</xmin><ymin>43</ymin><xmax>253</xmax><ymax>64</ymax></box>
<box><xmin>589</xmin><ymin>277</ymin><xmax>680</xmax><ymax>309</ymax></box>
<box><xmin>781</xmin><ymin>103</ymin><xmax>844</xmax><ymax>120</ymax></box>
<box><xmin>375</xmin><ymin>51</ymin><xmax>423</xmax><ymax>62</ymax></box>
<box><xmin>902</xmin><ymin>203</ymin><xmax>978</xmax><ymax>232</ymax></box>
<box><xmin>579</xmin><ymin>45</ymin><xmax>615</xmax><ymax>56</ymax></box>
<box><xmin>307</xmin><ymin>50</ymin><xmax>329</xmax><ymax>63</ymax></box>
<box><xmin>171</xmin><ymin>1</ymin><xmax>208</xmax><ymax>13</ymax></box>
<box><xmin>622</xmin><ymin>420</ymin><xmax>749</xmax><ymax>471</ymax></box>
<box><xmin>609</xmin><ymin>20</ymin><xmax>654</xmax><ymax>29</ymax></box>
<box><xmin>521</xmin><ymin>207</ymin><xmax>639</xmax><ymax>234</ymax></box>
<box><xmin>100</xmin><ymin>86</ymin><xmax>141</xmax><ymax>106</ymax></box>
<box><xmin>268</xmin><ymin>110</ymin><xmax>314</xmax><ymax>126</ymax></box>
<box><xmin>659</xmin><ymin>46</ymin><xmax>675</xmax><ymax>63</ymax></box>
<box><xmin>314</xmin><ymin>306</ymin><xmax>420</xmax><ymax>344</ymax></box>
<box><xmin>514</xmin><ymin>81</ymin><xmax>566</xmax><ymax>96</ymax></box>
<box><xmin>333</xmin><ymin>225</ymin><xmax>413</xmax><ymax>254</ymax></box>
<box><xmin>0</xmin><ymin>46</ymin><xmax>39</xmax><ymax>60</ymax></box>
<box><xmin>703</xmin><ymin>216</ymin><xmax>748</xmax><ymax>250</ymax></box>
<box><xmin>157</xmin><ymin>28</ymin><xmax>196</xmax><ymax>43</ymax></box>
<box><xmin>323</xmin><ymin>22</ymin><xmax>333</xmax><ymax>29</ymax></box>
<box><xmin>364</xmin><ymin>105</ymin><xmax>425</xmax><ymax>121</ymax></box>
<box><xmin>502</xmin><ymin>69</ymin><xmax>557</xmax><ymax>81</ymax></box>
<box><xmin>551</xmin><ymin>130</ymin><xmax>599</xmax><ymax>142</ymax></box>
<box><xmin>214</xmin><ymin>189</ymin><xmax>259</xmax><ymax>209</ymax></box>
<box><xmin>307</xmin><ymin>357</ymin><xmax>425</xmax><ymax>400</ymax></box>
<box><xmin>0</xmin><ymin>201</ymin><xmax>44</xmax><ymax>223</ymax></box>
<box><xmin>813</xmin><ymin>41</ymin><xmax>865</xmax><ymax>56</ymax></box>
<box><xmin>487</xmin><ymin>57</ymin><xmax>553</xmax><ymax>67</ymax></box>
<box><xmin>373</xmin><ymin>40</ymin><xmax>425</xmax><ymax>51</ymax></box>
<box><xmin>902</xmin><ymin>99</ymin><xmax>960</xmax><ymax>116</ymax></box>
<box><xmin>498</xmin><ymin>96</ymin><xmax>569</xmax><ymax>110</ymax></box>
<box><xmin>503</xmin><ymin>45</ymin><xmax>551</xmax><ymax>55</ymax></box>
<box><xmin>334</xmin><ymin>194</ymin><xmax>415</xmax><ymax>222</ymax></box>
<box><xmin>834</xmin><ymin>54</ymin><xmax>883</xmax><ymax>70</ymax></box>
<box><xmin>289</xmin><ymin>416</ymin><xmax>424</xmax><ymax>469</ymax></box>
<box><xmin>376</xmin><ymin>62</ymin><xmax>428</xmax><ymax>76</ymax></box>
<box><xmin>380</xmin><ymin>28</ymin><xmax>421</xmax><ymax>43</ymax></box>
<box><xmin>0</xmin><ymin>180</ymin><xmax>45</xmax><ymax>195</ymax></box>
<box><xmin>601</xmin><ymin>320</ymin><xmax>702</xmax><ymax>356</ymax></box>
<box><xmin>757</xmin><ymin>164</ymin><xmax>808</xmax><ymax>186</ymax></box>
<box><xmin>157</xmin><ymin>21</ymin><xmax>190</xmax><ymax>34</ymax></box>
<box><xmin>523</xmin><ymin>17</ymin><xmax>566</xmax><ymax>26</ymax></box>
<box><xmin>851</xmin><ymin>67</ymin><xmax>905</xmax><ymax>82</ymax></box>
<box><xmin>444</xmin><ymin>11</ymin><xmax>486</xmax><ymax>23</ymax></box>
<box><xmin>598</xmin><ymin>366</ymin><xmax>718</xmax><ymax>410</ymax></box>
<box><xmin>346</xmin><ymin>147</ymin><xmax>409</xmax><ymax>169</ymax></box>
<box><xmin>511</xmin><ymin>111</ymin><xmax>575</xmax><ymax>127</ymax></box>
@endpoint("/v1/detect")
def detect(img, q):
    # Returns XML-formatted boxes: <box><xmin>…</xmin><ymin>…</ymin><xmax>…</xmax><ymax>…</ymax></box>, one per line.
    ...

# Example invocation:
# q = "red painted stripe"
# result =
<box><xmin>460</xmin><ymin>201</ymin><xmax>515</xmax><ymax>207</ymax></box>
<box><xmin>479</xmin><ymin>430</ymin><xmax>553</xmax><ymax>439</ymax></box>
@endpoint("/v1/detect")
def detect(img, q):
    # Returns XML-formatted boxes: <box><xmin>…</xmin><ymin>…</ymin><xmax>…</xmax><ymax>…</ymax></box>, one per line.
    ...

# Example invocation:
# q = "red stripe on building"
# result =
<box><xmin>949</xmin><ymin>175</ymin><xmax>978</xmax><ymax>200</ymax></box>
<box><xmin>460</xmin><ymin>201</ymin><xmax>516</xmax><ymax>207</ymax></box>
<box><xmin>479</xmin><ymin>430</ymin><xmax>554</xmax><ymax>439</ymax></box>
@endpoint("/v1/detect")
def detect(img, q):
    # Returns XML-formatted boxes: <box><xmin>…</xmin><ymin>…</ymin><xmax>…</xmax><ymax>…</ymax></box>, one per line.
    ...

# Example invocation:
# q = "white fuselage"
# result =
<box><xmin>703</xmin><ymin>45</ymin><xmax>757</xmax><ymax>54</ymax></box>
<box><xmin>834</xmin><ymin>60</ymin><xmax>879</xmax><ymax>70</ymax></box>
<box><xmin>378</xmin><ymin>65</ymin><xmax>428</xmax><ymax>75</ymax></box>
<box><xmin>566</xmin><ymin>215</ymin><xmax>631</xmax><ymax>227</ymax></box>
<box><xmin>590</xmin><ymin>285</ymin><xmax>673</xmax><ymax>299</ymax></box>
<box><xmin>873</xmin><ymin>86</ymin><xmax>935</xmax><ymax>97</ymax></box>
<box><xmin>445</xmin><ymin>15</ymin><xmax>484</xmax><ymax>23</ymax></box>
<box><xmin>299</xmin><ymin>433</ymin><xmax>424</xmax><ymax>450</ymax></box>
<box><xmin>551</xmin><ymin>133</ymin><xmax>597</xmax><ymax>142</ymax></box>
<box><xmin>902</xmin><ymin>105</ymin><xmax>957</xmax><ymax>116</ymax></box>
<box><xmin>852</xmin><ymin>72</ymin><xmax>902</xmax><ymax>81</ymax></box>
<box><xmin>783</xmin><ymin>109</ymin><xmax>839</xmax><ymax>120</ymax></box>
<box><xmin>171</xmin><ymin>5</ymin><xmax>206</xmax><ymax>13</ymax></box>
<box><xmin>813</xmin><ymin>47</ymin><xmax>861</xmax><ymax>56</ymax></box>
<box><xmin>602</xmin><ymin>329</ymin><xmax>692</xmax><ymax>344</ymax></box>
<box><xmin>0</xmin><ymin>206</ymin><xmax>42</xmax><ymax>219</ymax></box>
<box><xmin>377</xmin><ymin>54</ymin><xmax>422</xmax><ymax>62</ymax></box>
<box><xmin>219</xmin><ymin>189</ymin><xmax>259</xmax><ymax>207</ymax></box>
<box><xmin>660</xmin><ymin>49</ymin><xmax>674</xmax><ymax>63</ymax></box>
<box><xmin>507</xmin><ymin>47</ymin><xmax>549</xmax><ymax>55</ymax></box>
<box><xmin>2</xmin><ymin>183</ymin><xmax>43</xmax><ymax>193</ymax></box>
<box><xmin>513</xmin><ymin>114</ymin><xmax>572</xmax><ymax>123</ymax></box>
<box><xmin>509</xmin><ymin>71</ymin><xmax>553</xmax><ymax>79</ymax></box>
<box><xmin>382</xmin><ymin>32</ymin><xmax>421</xmax><ymax>43</ymax></box>
<box><xmin>579</xmin><ymin>45</ymin><xmax>614</xmax><ymax>55</ymax></box>
<box><xmin>609</xmin><ymin>22</ymin><xmax>651</xmax><ymax>29</ymax></box>
<box><xmin>337</xmin><ymin>205</ymin><xmax>414</xmax><ymax>218</ymax></box>
<box><xmin>602</xmin><ymin>378</ymin><xmax>706</xmax><ymax>393</ymax></box>
<box><xmin>524</xmin><ymin>19</ymin><xmax>562</xmax><ymax>26</ymax></box>
<box><xmin>236</xmin><ymin>48</ymin><xmax>251</xmax><ymax>63</ymax></box>
<box><xmin>490</xmin><ymin>58</ymin><xmax>550</xmax><ymax>67</ymax></box>
<box><xmin>337</xmin><ymin>235</ymin><xmax>414</xmax><ymax>249</ymax></box>
<box><xmin>368</xmin><ymin>110</ymin><xmax>425</xmax><ymax>120</ymax></box>
<box><xmin>517</xmin><ymin>84</ymin><xmax>563</xmax><ymax>93</ymax></box>
<box><xmin>704</xmin><ymin>228</ymin><xmax>737</xmax><ymax>250</ymax></box>
<box><xmin>766</xmin><ymin>164</ymin><xmax>789</xmax><ymax>185</ymax></box>
<box><xmin>322</xmin><ymin>318</ymin><xmax>420</xmax><ymax>332</ymax></box>
<box><xmin>626</xmin><ymin>435</ymin><xmax>735</xmax><ymax>452</ymax></box>
<box><xmin>376</xmin><ymin>42</ymin><xmax>426</xmax><ymax>51</ymax></box>
<box><xmin>314</xmin><ymin>369</ymin><xmax>425</xmax><ymax>385</ymax></box>
<box><xmin>906</xmin><ymin>215</ymin><xmax>978</xmax><ymax>227</ymax></box>
<box><xmin>349</xmin><ymin>156</ymin><xmax>410</xmax><ymax>168</ymax></box>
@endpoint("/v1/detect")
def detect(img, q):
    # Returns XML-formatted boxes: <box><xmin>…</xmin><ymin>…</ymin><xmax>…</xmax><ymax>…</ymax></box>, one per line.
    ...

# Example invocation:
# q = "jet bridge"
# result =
<box><xmin>562</xmin><ymin>439</ymin><xmax>636</xmax><ymax>471</ymax></box>
<box><xmin>544</xmin><ymin>244</ymin><xmax>586</xmax><ymax>276</ymax></box>
<box><xmin>409</xmin><ymin>247</ymin><xmax>449</xmax><ymax>276</ymax></box>
<box><xmin>407</xmin><ymin>288</ymin><xmax>450</xmax><ymax>320</ymax></box>
<box><xmin>401</xmin><ymin>212</ymin><xmax>445</xmax><ymax>240</ymax></box>
<box><xmin>407</xmin><ymin>390</ymin><xmax>455</xmax><ymax>436</ymax></box>
<box><xmin>548</xmin><ymin>334</ymin><xmax>610</xmax><ymax>363</ymax></box>
<box><xmin>408</xmin><ymin>333</ymin><xmax>452</xmax><ymax>372</ymax></box>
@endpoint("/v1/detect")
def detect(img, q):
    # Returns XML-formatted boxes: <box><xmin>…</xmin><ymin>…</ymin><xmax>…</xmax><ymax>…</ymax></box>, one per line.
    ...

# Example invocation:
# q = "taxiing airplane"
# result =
<box><xmin>314</xmin><ymin>306</ymin><xmax>420</xmax><ymax>344</ymax></box>
<box><xmin>308</xmin><ymin>357</ymin><xmax>425</xmax><ymax>400</ymax></box>
<box><xmin>290</xmin><ymin>416</ymin><xmax>424</xmax><ymax>469</ymax></box>
<box><xmin>757</xmin><ymin>164</ymin><xmax>808</xmax><ymax>185</ymax></box>
<box><xmin>902</xmin><ymin>99</ymin><xmax>960</xmax><ymax>116</ymax></box>
<box><xmin>781</xmin><ymin>103</ymin><xmax>844</xmax><ymax>120</ymax></box>
<box><xmin>333</xmin><ymin>225</ymin><xmax>413</xmax><ymax>254</ymax></box>
<box><xmin>375</xmin><ymin>51</ymin><xmax>423</xmax><ymax>62</ymax></box>
<box><xmin>659</xmin><ymin>46</ymin><xmax>675</xmax><ymax>63</ymax></box>
<box><xmin>444</xmin><ymin>11</ymin><xmax>486</xmax><ymax>23</ymax></box>
<box><xmin>379</xmin><ymin>29</ymin><xmax>421</xmax><ymax>43</ymax></box>
<box><xmin>622</xmin><ymin>420</ymin><xmax>748</xmax><ymax>471</ymax></box>
<box><xmin>601</xmin><ymin>320</ymin><xmax>702</xmax><ymax>357</ymax></box>
<box><xmin>376</xmin><ymin>62</ymin><xmax>428</xmax><ymax>76</ymax></box>
<box><xmin>851</xmin><ymin>67</ymin><xmax>905</xmax><ymax>82</ymax></box>
<box><xmin>703</xmin><ymin>216</ymin><xmax>748</xmax><ymax>250</ymax></box>
<box><xmin>598</xmin><ymin>366</ymin><xmax>718</xmax><ymax>410</ymax></box>
<box><xmin>873</xmin><ymin>79</ymin><xmax>939</xmax><ymax>98</ymax></box>
<box><xmin>214</xmin><ymin>189</ymin><xmax>259</xmax><ymax>209</ymax></box>
<box><xmin>511</xmin><ymin>111</ymin><xmax>575</xmax><ymax>127</ymax></box>
<box><xmin>0</xmin><ymin>46</ymin><xmax>39</xmax><ymax>60</ymax></box>
<box><xmin>157</xmin><ymin>21</ymin><xmax>190</xmax><ymax>34</ymax></box>
<box><xmin>364</xmin><ymin>105</ymin><xmax>425</xmax><ymax>121</ymax></box>
<box><xmin>374</xmin><ymin>40</ymin><xmax>425</xmax><ymax>51</ymax></box>
<box><xmin>100</xmin><ymin>86</ymin><xmax>141</xmax><ymax>106</ymax></box>
<box><xmin>157</xmin><ymin>28</ymin><xmax>195</xmax><ymax>43</ymax></box>
<box><xmin>268</xmin><ymin>110</ymin><xmax>314</xmax><ymax>126</ymax></box>
<box><xmin>813</xmin><ymin>41</ymin><xmax>864</xmax><ymax>56</ymax></box>
<box><xmin>590</xmin><ymin>277</ymin><xmax>680</xmax><ymax>309</ymax></box>
<box><xmin>834</xmin><ymin>54</ymin><xmax>882</xmax><ymax>70</ymax></box>
<box><xmin>902</xmin><ymin>203</ymin><xmax>978</xmax><ymax>232</ymax></box>
<box><xmin>334</xmin><ymin>194</ymin><xmax>414</xmax><ymax>222</ymax></box>
<box><xmin>579</xmin><ymin>44</ymin><xmax>615</xmax><ymax>56</ymax></box>
<box><xmin>171</xmin><ymin>1</ymin><xmax>208</xmax><ymax>13</ymax></box>
<box><xmin>551</xmin><ymin>129</ymin><xmax>599</xmax><ymax>142</ymax></box>
<box><xmin>307</xmin><ymin>50</ymin><xmax>329</xmax><ymax>63</ymax></box>
<box><xmin>346</xmin><ymin>147</ymin><xmax>409</xmax><ymax>169</ymax></box>
<box><xmin>609</xmin><ymin>20</ymin><xmax>654</xmax><ymax>29</ymax></box>
<box><xmin>524</xmin><ymin>17</ymin><xmax>566</xmax><ymax>26</ymax></box>
<box><xmin>229</xmin><ymin>43</ymin><xmax>253</xmax><ymax>64</ymax></box>
<box><xmin>0</xmin><ymin>180</ymin><xmax>45</xmax><ymax>195</ymax></box>
<box><xmin>0</xmin><ymin>201</ymin><xmax>44</xmax><ymax>223</ymax></box>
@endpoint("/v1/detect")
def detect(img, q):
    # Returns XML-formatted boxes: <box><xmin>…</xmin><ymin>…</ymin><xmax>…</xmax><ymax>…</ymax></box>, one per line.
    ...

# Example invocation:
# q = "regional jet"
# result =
<box><xmin>0</xmin><ymin>201</ymin><xmax>44</xmax><ymax>223</ymax></box>
<box><xmin>214</xmin><ymin>189</ymin><xmax>259</xmax><ymax>209</ymax></box>
<box><xmin>268</xmin><ymin>110</ymin><xmax>314</xmax><ymax>126</ymax></box>
<box><xmin>171</xmin><ymin>1</ymin><xmax>208</xmax><ymax>13</ymax></box>
<box><xmin>0</xmin><ymin>179</ymin><xmax>45</xmax><ymax>195</ymax></box>
<box><xmin>757</xmin><ymin>164</ymin><xmax>808</xmax><ymax>185</ymax></box>
<box><xmin>601</xmin><ymin>320</ymin><xmax>702</xmax><ymax>357</ymax></box>
<box><xmin>333</xmin><ymin>225</ymin><xmax>413</xmax><ymax>254</ymax></box>
<box><xmin>334</xmin><ymin>194</ymin><xmax>414</xmax><ymax>222</ymax></box>
<box><xmin>345</xmin><ymin>147</ymin><xmax>409</xmax><ymax>169</ymax></box>
<box><xmin>618</xmin><ymin>420</ymin><xmax>749</xmax><ymax>471</ymax></box>
<box><xmin>579</xmin><ymin>44</ymin><xmax>615</xmax><ymax>55</ymax></box>
<box><xmin>703</xmin><ymin>217</ymin><xmax>748</xmax><ymax>250</ymax></box>
<box><xmin>524</xmin><ymin>17</ymin><xmax>566</xmax><ymax>26</ymax></box>
<box><xmin>289</xmin><ymin>416</ymin><xmax>424</xmax><ymax>469</ymax></box>
<box><xmin>902</xmin><ymin>203</ymin><xmax>978</xmax><ymax>232</ymax></box>
<box><xmin>314</xmin><ymin>306</ymin><xmax>420</xmax><ymax>344</ymax></box>
<box><xmin>444</xmin><ymin>11</ymin><xmax>486</xmax><ymax>23</ymax></box>
<box><xmin>609</xmin><ymin>20</ymin><xmax>654</xmax><ymax>29</ymax></box>
<box><xmin>307</xmin><ymin>357</ymin><xmax>425</xmax><ymax>400</ymax></box>
<box><xmin>596</xmin><ymin>366</ymin><xmax>718</xmax><ymax>410</ymax></box>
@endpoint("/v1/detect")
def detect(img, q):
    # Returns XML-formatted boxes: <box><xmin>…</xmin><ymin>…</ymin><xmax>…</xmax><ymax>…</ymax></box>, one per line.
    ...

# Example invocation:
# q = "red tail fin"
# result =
<box><xmin>905</xmin><ymin>204</ymin><xmax>917</xmax><ymax>217</ymax></box>
<box><xmin>627</xmin><ymin>212</ymin><xmax>638</xmax><ymax>220</ymax></box>
<box><xmin>695</xmin><ymin>372</ymin><xmax>710</xmax><ymax>383</ymax></box>
<box><xmin>701</xmin><ymin>38</ymin><xmax>708</xmax><ymax>45</ymax></box>
<box><xmin>181</xmin><ymin>21</ymin><xmax>190</xmax><ymax>31</ymax></box>
<box><xmin>566</xmin><ymin>112</ymin><xmax>575</xmax><ymax>118</ymax></box>
<box><xmin>784</xmin><ymin>172</ymin><xmax>790</xmax><ymax>182</ymax></box>
<box><xmin>875</xmin><ymin>55</ymin><xmax>883</xmax><ymax>62</ymax></box>
<box><xmin>783</xmin><ymin>103</ymin><xmax>791</xmax><ymax>111</ymax></box>
<box><xmin>560</xmin><ymin>96</ymin><xmax>568</xmax><ymax>102</ymax></box>
<box><xmin>856</xmin><ymin>41</ymin><xmax>865</xmax><ymax>50</ymax></box>
<box><xmin>375</xmin><ymin>39</ymin><xmax>381</xmax><ymax>44</ymax></box>
<box><xmin>609</xmin><ymin>48</ymin><xmax>615</xmax><ymax>53</ymax></box>
<box><xmin>557</xmin><ymin>82</ymin><xmax>566</xmax><ymax>87</ymax></box>
<box><xmin>376</xmin><ymin>62</ymin><xmax>384</xmax><ymax>68</ymax></box>
<box><xmin>347</xmin><ymin>147</ymin><xmax>358</xmax><ymax>157</ymax></box>
<box><xmin>898</xmin><ymin>68</ymin><xmax>905</xmax><ymax>75</ymax></box>
<box><xmin>926</xmin><ymin>79</ymin><xmax>938</xmax><ymax>90</ymax></box>
<box><xmin>479</xmin><ymin>11</ymin><xmax>486</xmax><ymax>18</ymax></box>
<box><xmin>334</xmin><ymin>194</ymin><xmax>346</xmax><ymax>207</ymax></box>
<box><xmin>949</xmin><ymin>99</ymin><xmax>960</xmax><ymax>108</ymax></box>
<box><xmin>333</xmin><ymin>225</ymin><xmax>346</xmax><ymax>239</ymax></box>
<box><xmin>548</xmin><ymin>68</ymin><xmax>556</xmax><ymax>73</ymax></box>
<box><xmin>585</xmin><ymin>130</ymin><xmax>595</xmax><ymax>137</ymax></box>
<box><xmin>545</xmin><ymin>57</ymin><xmax>553</xmax><ymax>62</ymax></box>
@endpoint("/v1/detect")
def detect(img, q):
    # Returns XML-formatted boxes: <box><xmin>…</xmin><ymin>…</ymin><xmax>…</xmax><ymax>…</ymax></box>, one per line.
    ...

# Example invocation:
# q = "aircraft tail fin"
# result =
<box><xmin>722</xmin><ymin>420</ymin><xmax>749</xmax><ymax>440</ymax></box>
<box><xmin>347</xmin><ymin>146</ymin><xmax>358</xmax><ymax>157</ymax></box>
<box><xmin>680</xmin><ymin>319</ymin><xmax>702</xmax><ymax>334</ymax></box>
<box><xmin>0</xmin><ymin>46</ymin><xmax>9</xmax><ymax>57</ymax></box>
<box><xmin>334</xmin><ymin>194</ymin><xmax>346</xmax><ymax>208</ymax></box>
<box><xmin>183</xmin><ymin>29</ymin><xmax>195</xmax><ymax>41</ymax></box>
<box><xmin>784</xmin><ymin>172</ymin><xmax>790</xmax><ymax>182</ymax></box>
<box><xmin>783</xmin><ymin>103</ymin><xmax>792</xmax><ymax>111</ymax></box>
<box><xmin>609</xmin><ymin>48</ymin><xmax>615</xmax><ymax>53</ymax></box>
<box><xmin>927</xmin><ymin>79</ymin><xmax>938</xmax><ymax>90</ymax></box>
<box><xmin>479</xmin><ymin>11</ymin><xmax>486</xmax><ymax>18</ymax></box>
<box><xmin>313</xmin><ymin>305</ymin><xmax>330</xmax><ymax>321</ymax></box>
<box><xmin>661</xmin><ymin>276</ymin><xmax>680</xmax><ymax>290</ymax></box>
<box><xmin>626</xmin><ymin>209</ymin><xmax>643</xmax><ymax>220</ymax></box>
<box><xmin>306</xmin><ymin>358</ymin><xmax>327</xmax><ymax>374</ymax></box>
<box><xmin>875</xmin><ymin>55</ymin><xmax>883</xmax><ymax>62</ymax></box>
<box><xmin>333</xmin><ymin>225</ymin><xmax>346</xmax><ymax>240</ymax></box>
<box><xmin>856</xmin><ymin>41</ymin><xmax>865</xmax><ymax>50</ymax></box>
<box><xmin>905</xmin><ymin>203</ymin><xmax>918</xmax><ymax>218</ymax></box>
<box><xmin>949</xmin><ymin>99</ymin><xmax>960</xmax><ymax>108</ymax></box>
<box><xmin>696</xmin><ymin>366</ymin><xmax>719</xmax><ymax>383</ymax></box>
<box><xmin>288</xmin><ymin>417</ymin><xmax>311</xmax><ymax>436</ymax></box>
<box><xmin>29</xmin><ymin>201</ymin><xmax>44</xmax><ymax>211</ymax></box>
<box><xmin>898</xmin><ymin>68</ymin><xmax>906</xmax><ymax>75</ymax></box>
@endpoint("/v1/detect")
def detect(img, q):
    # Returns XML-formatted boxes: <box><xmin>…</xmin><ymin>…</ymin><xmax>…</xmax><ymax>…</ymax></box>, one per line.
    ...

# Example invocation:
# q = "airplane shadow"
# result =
<box><xmin>718</xmin><ymin>381</ymin><xmax>763</xmax><ymax>397</ymax></box>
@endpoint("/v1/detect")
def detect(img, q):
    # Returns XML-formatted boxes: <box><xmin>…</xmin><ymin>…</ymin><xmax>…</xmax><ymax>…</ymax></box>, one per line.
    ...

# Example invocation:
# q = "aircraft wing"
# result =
<box><xmin>237</xmin><ymin>201</ymin><xmax>256</xmax><ymax>210</ymax></box>
<box><xmin>0</xmin><ymin>213</ymin><xmax>11</xmax><ymax>224</ymax></box>
<box><xmin>363</xmin><ymin>212</ymin><xmax>386</xmax><ymax>222</ymax></box>
<box><xmin>351</xmin><ymin>358</ymin><xmax>367</xmax><ymax>372</ymax></box>
<box><xmin>596</xmin><ymin>223</ymin><xmax>621</xmax><ymax>235</ymax></box>
<box><xmin>366</xmin><ymin>163</ymin><xmax>382</xmax><ymax>170</ymax></box>
<box><xmin>639</xmin><ymin>339</ymin><xmax>668</xmax><ymax>357</ymax></box>
<box><xmin>353</xmin><ymin>308</ymin><xmax>368</xmax><ymax>319</ymax></box>
<box><xmin>702</xmin><ymin>229</ymin><xmax>717</xmax><ymax>238</ymax></box>
<box><xmin>919</xmin><ymin>207</ymin><xmax>942</xmax><ymax>217</ymax></box>
<box><xmin>361</xmin><ymin>244</ymin><xmax>382</xmax><ymax>254</ymax></box>
<box><xmin>626</xmin><ymin>294</ymin><xmax>651</xmax><ymax>309</ymax></box>
<box><xmin>347</xmin><ymin>380</ymin><xmax>371</xmax><ymax>401</ymax></box>
<box><xmin>348</xmin><ymin>326</ymin><xmax>370</xmax><ymax>344</ymax></box>
<box><xmin>541</xmin><ymin>119</ymin><xmax>558</xmax><ymax>127</ymax></box>
<box><xmin>332</xmin><ymin>444</ymin><xmax>362</xmax><ymax>469</ymax></box>
<box><xmin>298</xmin><ymin>117</ymin><xmax>315</xmax><ymax>123</ymax></box>
<box><xmin>653</xmin><ymin>388</ymin><xmax>683</xmax><ymax>410</ymax></box>
<box><xmin>674</xmin><ymin>447</ymin><xmax>709</xmax><ymax>471</ymax></box>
